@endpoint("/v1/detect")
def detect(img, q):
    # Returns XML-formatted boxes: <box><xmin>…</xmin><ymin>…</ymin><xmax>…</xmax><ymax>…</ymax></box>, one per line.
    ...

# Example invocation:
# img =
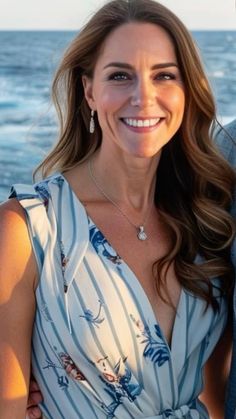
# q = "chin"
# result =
<box><xmin>128</xmin><ymin>145</ymin><xmax>163</xmax><ymax>159</ymax></box>
<box><xmin>127</xmin><ymin>150</ymin><xmax>161</xmax><ymax>160</ymax></box>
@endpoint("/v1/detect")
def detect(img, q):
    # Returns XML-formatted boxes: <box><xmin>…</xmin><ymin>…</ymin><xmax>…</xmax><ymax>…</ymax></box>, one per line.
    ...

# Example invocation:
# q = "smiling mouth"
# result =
<box><xmin>121</xmin><ymin>117</ymin><xmax>162</xmax><ymax>128</ymax></box>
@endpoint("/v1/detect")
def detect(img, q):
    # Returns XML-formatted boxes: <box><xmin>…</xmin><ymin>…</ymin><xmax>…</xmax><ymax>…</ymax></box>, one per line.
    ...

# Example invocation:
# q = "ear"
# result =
<box><xmin>82</xmin><ymin>75</ymin><xmax>96</xmax><ymax>111</ymax></box>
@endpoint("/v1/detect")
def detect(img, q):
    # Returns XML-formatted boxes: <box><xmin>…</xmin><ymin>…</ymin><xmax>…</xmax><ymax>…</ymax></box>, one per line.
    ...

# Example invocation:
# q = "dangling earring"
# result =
<box><xmin>89</xmin><ymin>110</ymin><xmax>95</xmax><ymax>134</ymax></box>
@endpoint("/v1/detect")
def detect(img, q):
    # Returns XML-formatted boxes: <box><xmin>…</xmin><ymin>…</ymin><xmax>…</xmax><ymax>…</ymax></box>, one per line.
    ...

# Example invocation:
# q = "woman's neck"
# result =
<box><xmin>90</xmin><ymin>149</ymin><xmax>161</xmax><ymax>211</ymax></box>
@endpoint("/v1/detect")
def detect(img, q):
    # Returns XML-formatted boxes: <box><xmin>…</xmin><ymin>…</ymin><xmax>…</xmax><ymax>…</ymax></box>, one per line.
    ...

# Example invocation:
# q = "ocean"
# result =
<box><xmin>0</xmin><ymin>30</ymin><xmax>236</xmax><ymax>202</ymax></box>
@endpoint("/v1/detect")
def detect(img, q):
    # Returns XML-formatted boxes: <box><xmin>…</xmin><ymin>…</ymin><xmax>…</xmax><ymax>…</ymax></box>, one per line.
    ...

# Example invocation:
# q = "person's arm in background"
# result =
<box><xmin>214</xmin><ymin>119</ymin><xmax>236</xmax><ymax>419</ymax></box>
<box><xmin>214</xmin><ymin>120</ymin><xmax>236</xmax><ymax>165</ymax></box>
<box><xmin>200</xmin><ymin>321</ymin><xmax>232</xmax><ymax>419</ymax></box>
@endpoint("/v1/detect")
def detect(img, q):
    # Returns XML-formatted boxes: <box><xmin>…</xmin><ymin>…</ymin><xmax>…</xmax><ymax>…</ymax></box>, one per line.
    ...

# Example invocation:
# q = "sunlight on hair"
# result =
<box><xmin>200</xmin><ymin>77</ymin><xmax>210</xmax><ymax>91</ymax></box>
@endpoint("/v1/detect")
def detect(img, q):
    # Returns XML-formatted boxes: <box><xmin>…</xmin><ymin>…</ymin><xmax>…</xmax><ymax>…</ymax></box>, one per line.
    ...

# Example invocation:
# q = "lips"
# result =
<box><xmin>121</xmin><ymin>117</ymin><xmax>161</xmax><ymax>128</ymax></box>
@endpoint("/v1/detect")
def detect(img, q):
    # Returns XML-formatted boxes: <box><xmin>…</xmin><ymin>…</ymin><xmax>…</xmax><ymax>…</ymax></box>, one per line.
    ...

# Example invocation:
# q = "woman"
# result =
<box><xmin>0</xmin><ymin>1</ymin><xmax>235</xmax><ymax>418</ymax></box>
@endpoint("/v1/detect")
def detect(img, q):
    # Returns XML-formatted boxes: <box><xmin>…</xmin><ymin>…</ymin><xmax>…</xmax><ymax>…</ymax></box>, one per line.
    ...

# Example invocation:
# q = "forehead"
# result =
<box><xmin>96</xmin><ymin>22</ymin><xmax>177</xmax><ymax>66</ymax></box>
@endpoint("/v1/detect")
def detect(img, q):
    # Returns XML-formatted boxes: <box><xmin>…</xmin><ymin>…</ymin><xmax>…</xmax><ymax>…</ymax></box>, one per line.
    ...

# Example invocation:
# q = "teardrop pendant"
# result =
<box><xmin>137</xmin><ymin>226</ymin><xmax>147</xmax><ymax>241</ymax></box>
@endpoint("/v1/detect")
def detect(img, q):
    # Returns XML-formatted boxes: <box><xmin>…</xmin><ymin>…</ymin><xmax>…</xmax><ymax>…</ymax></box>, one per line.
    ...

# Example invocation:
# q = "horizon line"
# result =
<box><xmin>0</xmin><ymin>27</ymin><xmax>236</xmax><ymax>32</ymax></box>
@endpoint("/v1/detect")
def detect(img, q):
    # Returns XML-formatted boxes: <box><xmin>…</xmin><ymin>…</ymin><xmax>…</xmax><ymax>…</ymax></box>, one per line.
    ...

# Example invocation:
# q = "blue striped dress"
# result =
<box><xmin>10</xmin><ymin>174</ymin><xmax>227</xmax><ymax>419</ymax></box>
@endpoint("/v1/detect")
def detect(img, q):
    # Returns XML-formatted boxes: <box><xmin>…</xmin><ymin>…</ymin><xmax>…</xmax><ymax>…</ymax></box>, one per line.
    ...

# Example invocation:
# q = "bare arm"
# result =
<box><xmin>0</xmin><ymin>199</ymin><xmax>37</xmax><ymax>419</ymax></box>
<box><xmin>200</xmin><ymin>321</ymin><xmax>232</xmax><ymax>419</ymax></box>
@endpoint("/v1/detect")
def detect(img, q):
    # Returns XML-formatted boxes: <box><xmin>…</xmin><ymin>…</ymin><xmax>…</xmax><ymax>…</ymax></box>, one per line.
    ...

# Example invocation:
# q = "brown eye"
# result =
<box><xmin>108</xmin><ymin>72</ymin><xmax>131</xmax><ymax>81</ymax></box>
<box><xmin>155</xmin><ymin>72</ymin><xmax>176</xmax><ymax>81</ymax></box>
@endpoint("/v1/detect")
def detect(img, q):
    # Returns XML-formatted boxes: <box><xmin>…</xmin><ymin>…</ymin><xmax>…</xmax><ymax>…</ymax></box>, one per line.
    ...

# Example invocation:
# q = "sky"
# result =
<box><xmin>0</xmin><ymin>0</ymin><xmax>236</xmax><ymax>30</ymax></box>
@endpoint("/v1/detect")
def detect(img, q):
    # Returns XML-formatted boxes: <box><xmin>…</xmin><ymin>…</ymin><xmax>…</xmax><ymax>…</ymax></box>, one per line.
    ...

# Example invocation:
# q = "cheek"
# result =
<box><xmin>170</xmin><ymin>87</ymin><xmax>185</xmax><ymax>114</ymax></box>
<box><xmin>95</xmin><ymin>88</ymin><xmax>127</xmax><ymax>113</ymax></box>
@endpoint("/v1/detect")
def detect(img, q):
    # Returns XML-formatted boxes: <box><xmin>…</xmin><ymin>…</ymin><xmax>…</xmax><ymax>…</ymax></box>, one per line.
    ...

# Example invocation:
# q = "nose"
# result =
<box><xmin>130</xmin><ymin>77</ymin><xmax>155</xmax><ymax>108</ymax></box>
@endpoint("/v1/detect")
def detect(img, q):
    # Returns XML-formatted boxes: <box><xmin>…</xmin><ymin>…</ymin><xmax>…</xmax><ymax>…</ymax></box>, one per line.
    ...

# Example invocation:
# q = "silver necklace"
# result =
<box><xmin>88</xmin><ymin>159</ymin><xmax>152</xmax><ymax>241</ymax></box>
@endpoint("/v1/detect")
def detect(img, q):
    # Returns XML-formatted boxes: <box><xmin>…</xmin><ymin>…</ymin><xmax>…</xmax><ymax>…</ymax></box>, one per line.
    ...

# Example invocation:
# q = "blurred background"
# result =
<box><xmin>0</xmin><ymin>0</ymin><xmax>235</xmax><ymax>201</ymax></box>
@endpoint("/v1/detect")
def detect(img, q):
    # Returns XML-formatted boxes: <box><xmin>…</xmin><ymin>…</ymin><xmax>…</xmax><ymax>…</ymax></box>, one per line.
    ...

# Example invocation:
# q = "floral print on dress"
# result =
<box><xmin>43</xmin><ymin>356</ymin><xmax>70</xmax><ymax>391</ymax></box>
<box><xmin>89</xmin><ymin>223</ymin><xmax>122</xmax><ymax>265</ymax></box>
<box><xmin>79</xmin><ymin>299</ymin><xmax>105</xmax><ymax>328</ymax></box>
<box><xmin>130</xmin><ymin>314</ymin><xmax>170</xmax><ymax>366</ymax></box>
<box><xmin>10</xmin><ymin>176</ymin><xmax>225</xmax><ymax>418</ymax></box>
<box><xmin>59</xmin><ymin>240</ymin><xmax>70</xmax><ymax>292</ymax></box>
<box><xmin>59</xmin><ymin>352</ymin><xmax>86</xmax><ymax>381</ymax></box>
<box><xmin>35</xmin><ymin>182</ymin><xmax>51</xmax><ymax>210</ymax></box>
<box><xmin>162</xmin><ymin>399</ymin><xmax>197</xmax><ymax>418</ymax></box>
<box><xmin>97</xmin><ymin>356</ymin><xmax>142</xmax><ymax>419</ymax></box>
<box><xmin>42</xmin><ymin>352</ymin><xmax>86</xmax><ymax>392</ymax></box>
<box><xmin>35</xmin><ymin>175</ymin><xmax>64</xmax><ymax>210</ymax></box>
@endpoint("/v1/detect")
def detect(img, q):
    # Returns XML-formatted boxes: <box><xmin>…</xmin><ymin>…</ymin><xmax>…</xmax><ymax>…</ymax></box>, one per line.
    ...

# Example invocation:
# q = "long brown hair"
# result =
<box><xmin>35</xmin><ymin>0</ymin><xmax>235</xmax><ymax>309</ymax></box>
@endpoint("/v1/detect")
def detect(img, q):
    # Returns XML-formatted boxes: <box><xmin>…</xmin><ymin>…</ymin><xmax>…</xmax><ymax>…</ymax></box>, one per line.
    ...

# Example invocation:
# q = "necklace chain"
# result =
<box><xmin>88</xmin><ymin>159</ymin><xmax>152</xmax><ymax>241</ymax></box>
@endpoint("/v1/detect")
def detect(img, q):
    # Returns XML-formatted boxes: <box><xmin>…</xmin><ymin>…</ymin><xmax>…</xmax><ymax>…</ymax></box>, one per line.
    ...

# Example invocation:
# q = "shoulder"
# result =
<box><xmin>8</xmin><ymin>173</ymin><xmax>65</xmax><ymax>232</ymax></box>
<box><xmin>7</xmin><ymin>174</ymin><xmax>66</xmax><ymax>269</ymax></box>
<box><xmin>0</xmin><ymin>196</ymin><xmax>26</xmax><ymax>218</ymax></box>
<box><xmin>0</xmin><ymin>175</ymin><xmax>65</xmax><ymax>288</ymax></box>
<box><xmin>0</xmin><ymin>198</ymin><xmax>37</xmax><ymax>292</ymax></box>
<box><xmin>0</xmin><ymin>198</ymin><xmax>29</xmax><ymax>242</ymax></box>
<box><xmin>9</xmin><ymin>172</ymin><xmax>64</xmax><ymax>203</ymax></box>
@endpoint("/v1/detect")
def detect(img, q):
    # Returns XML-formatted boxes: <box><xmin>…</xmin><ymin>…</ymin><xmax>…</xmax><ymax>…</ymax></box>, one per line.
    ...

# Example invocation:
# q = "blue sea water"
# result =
<box><xmin>0</xmin><ymin>30</ymin><xmax>236</xmax><ymax>201</ymax></box>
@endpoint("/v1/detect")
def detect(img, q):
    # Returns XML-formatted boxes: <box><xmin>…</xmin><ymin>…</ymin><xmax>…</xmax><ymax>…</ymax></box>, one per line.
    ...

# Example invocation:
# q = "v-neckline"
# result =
<box><xmin>89</xmin><ymin>215</ymin><xmax>185</xmax><ymax>352</ymax></box>
<box><xmin>58</xmin><ymin>172</ymin><xmax>185</xmax><ymax>353</ymax></box>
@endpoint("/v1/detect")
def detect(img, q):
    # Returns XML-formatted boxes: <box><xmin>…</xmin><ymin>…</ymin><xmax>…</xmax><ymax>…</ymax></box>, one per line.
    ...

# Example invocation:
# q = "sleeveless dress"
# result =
<box><xmin>10</xmin><ymin>174</ymin><xmax>228</xmax><ymax>419</ymax></box>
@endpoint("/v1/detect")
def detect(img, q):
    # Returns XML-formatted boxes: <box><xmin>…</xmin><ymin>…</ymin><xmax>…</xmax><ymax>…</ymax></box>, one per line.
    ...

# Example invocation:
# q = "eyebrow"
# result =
<box><xmin>103</xmin><ymin>62</ymin><xmax>179</xmax><ymax>70</ymax></box>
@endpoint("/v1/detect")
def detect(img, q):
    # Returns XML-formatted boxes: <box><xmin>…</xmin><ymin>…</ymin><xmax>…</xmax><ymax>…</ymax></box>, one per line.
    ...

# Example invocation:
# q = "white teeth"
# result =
<box><xmin>123</xmin><ymin>118</ymin><xmax>160</xmax><ymax>127</ymax></box>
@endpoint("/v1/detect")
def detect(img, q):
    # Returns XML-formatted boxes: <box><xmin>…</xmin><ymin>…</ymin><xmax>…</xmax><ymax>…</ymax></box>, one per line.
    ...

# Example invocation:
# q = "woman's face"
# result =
<box><xmin>83</xmin><ymin>22</ymin><xmax>185</xmax><ymax>159</ymax></box>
